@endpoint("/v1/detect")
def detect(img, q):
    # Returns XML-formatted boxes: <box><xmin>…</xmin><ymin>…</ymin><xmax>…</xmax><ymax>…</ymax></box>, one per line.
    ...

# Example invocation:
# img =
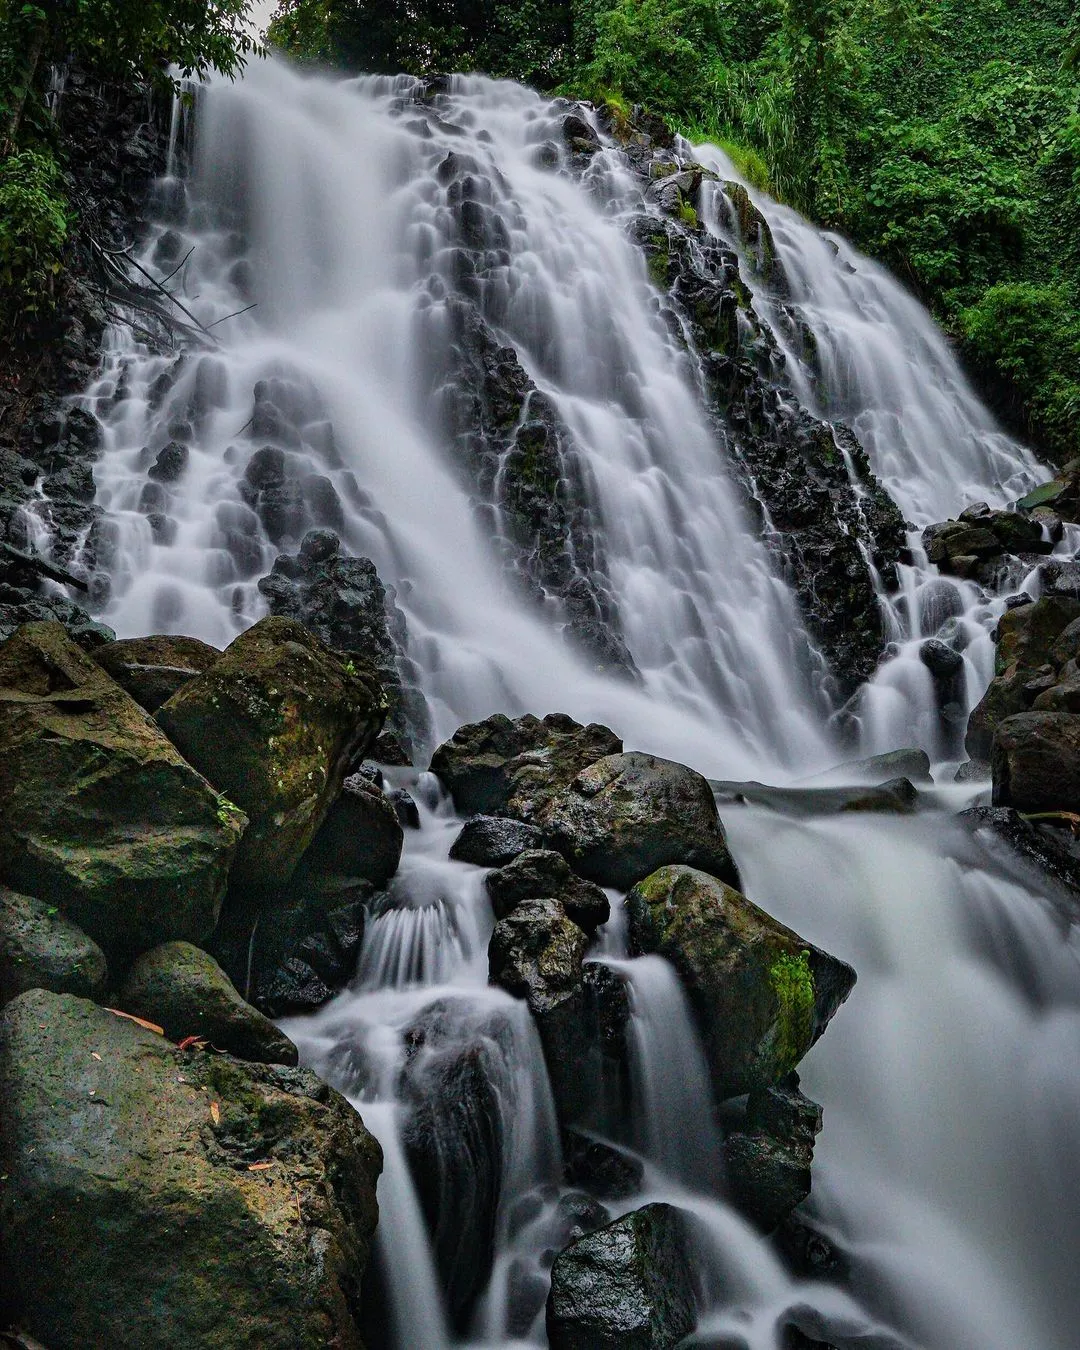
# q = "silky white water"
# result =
<box><xmin>71</xmin><ymin>57</ymin><xmax>1080</xmax><ymax>1350</ymax></box>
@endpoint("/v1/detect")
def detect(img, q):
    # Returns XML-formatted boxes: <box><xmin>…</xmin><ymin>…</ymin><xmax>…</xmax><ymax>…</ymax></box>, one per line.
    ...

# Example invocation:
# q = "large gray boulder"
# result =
<box><xmin>627</xmin><ymin>865</ymin><xmax>856</xmax><ymax>1100</ymax></box>
<box><xmin>0</xmin><ymin>989</ymin><xmax>382</xmax><ymax>1350</ymax></box>
<box><xmin>0</xmin><ymin>622</ymin><xmax>245</xmax><ymax>964</ymax></box>
<box><xmin>546</xmin><ymin>1202</ymin><xmax>697</xmax><ymax>1350</ymax></box>
<box><xmin>992</xmin><ymin>711</ymin><xmax>1080</xmax><ymax>813</ymax></box>
<box><xmin>538</xmin><ymin>752</ymin><xmax>740</xmax><ymax>891</ymax></box>
<box><xmin>119</xmin><ymin>941</ymin><xmax>298</xmax><ymax>1065</ymax></box>
<box><xmin>156</xmin><ymin>616</ymin><xmax>386</xmax><ymax>889</ymax></box>
<box><xmin>430</xmin><ymin>712</ymin><xmax>622</xmax><ymax>817</ymax></box>
<box><xmin>0</xmin><ymin>884</ymin><xmax>107</xmax><ymax>1007</ymax></box>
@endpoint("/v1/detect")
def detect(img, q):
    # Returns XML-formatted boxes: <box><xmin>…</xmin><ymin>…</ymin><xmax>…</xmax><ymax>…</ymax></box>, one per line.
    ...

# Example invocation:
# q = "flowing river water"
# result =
<box><xmin>65</xmin><ymin>59</ymin><xmax>1080</xmax><ymax>1350</ymax></box>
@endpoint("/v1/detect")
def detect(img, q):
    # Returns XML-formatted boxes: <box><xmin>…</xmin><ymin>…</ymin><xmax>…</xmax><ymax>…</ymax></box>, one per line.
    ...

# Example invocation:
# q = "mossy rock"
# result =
<box><xmin>0</xmin><ymin>989</ymin><xmax>381</xmax><ymax>1350</ymax></box>
<box><xmin>627</xmin><ymin>865</ymin><xmax>856</xmax><ymax>1100</ymax></box>
<box><xmin>156</xmin><ymin>616</ymin><xmax>386</xmax><ymax>889</ymax></box>
<box><xmin>119</xmin><ymin>941</ymin><xmax>298</xmax><ymax>1065</ymax></box>
<box><xmin>0</xmin><ymin>622</ymin><xmax>246</xmax><ymax>964</ymax></box>
<box><xmin>0</xmin><ymin>884</ymin><xmax>107</xmax><ymax>1007</ymax></box>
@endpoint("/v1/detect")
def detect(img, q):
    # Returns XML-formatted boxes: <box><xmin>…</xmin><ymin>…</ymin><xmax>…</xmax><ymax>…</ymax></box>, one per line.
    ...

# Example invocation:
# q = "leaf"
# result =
<box><xmin>104</xmin><ymin>1008</ymin><xmax>164</xmax><ymax>1035</ymax></box>
<box><xmin>247</xmin><ymin>1162</ymin><xmax>273</xmax><ymax>1171</ymax></box>
<box><xmin>177</xmin><ymin>1035</ymin><xmax>208</xmax><ymax>1051</ymax></box>
<box><xmin>210</xmin><ymin>1101</ymin><xmax>221</xmax><ymax>1126</ymax></box>
<box><xmin>90</xmin><ymin>1052</ymin><xmax>102</xmax><ymax>1061</ymax></box>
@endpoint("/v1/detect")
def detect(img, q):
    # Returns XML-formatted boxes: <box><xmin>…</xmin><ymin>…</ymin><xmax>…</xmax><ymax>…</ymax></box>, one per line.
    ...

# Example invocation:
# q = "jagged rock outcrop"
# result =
<box><xmin>722</xmin><ymin>1076</ymin><xmax>823</xmax><ymax>1231</ymax></box>
<box><xmin>0</xmin><ymin>989</ymin><xmax>382</xmax><ymax>1350</ymax></box>
<box><xmin>486</xmin><ymin>848</ymin><xmax>611</xmax><ymax>932</ymax></box>
<box><xmin>258</xmin><ymin>528</ymin><xmax>430</xmax><ymax>760</ymax></box>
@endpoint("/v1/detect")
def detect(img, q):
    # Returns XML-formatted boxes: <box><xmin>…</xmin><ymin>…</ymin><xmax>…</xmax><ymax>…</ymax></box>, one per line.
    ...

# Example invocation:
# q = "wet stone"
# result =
<box><xmin>450</xmin><ymin>815</ymin><xmax>547</xmax><ymax>866</ymax></box>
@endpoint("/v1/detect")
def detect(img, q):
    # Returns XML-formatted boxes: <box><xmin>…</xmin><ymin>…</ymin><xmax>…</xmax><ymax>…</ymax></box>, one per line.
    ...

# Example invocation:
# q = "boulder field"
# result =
<box><xmin>0</xmin><ymin>614</ymin><xmax>865</xmax><ymax>1348</ymax></box>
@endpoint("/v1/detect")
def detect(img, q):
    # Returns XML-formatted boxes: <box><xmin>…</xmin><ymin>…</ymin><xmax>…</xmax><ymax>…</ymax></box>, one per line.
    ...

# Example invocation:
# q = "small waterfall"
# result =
<box><xmin>62</xmin><ymin>55</ymin><xmax>1080</xmax><ymax>1350</ymax></box>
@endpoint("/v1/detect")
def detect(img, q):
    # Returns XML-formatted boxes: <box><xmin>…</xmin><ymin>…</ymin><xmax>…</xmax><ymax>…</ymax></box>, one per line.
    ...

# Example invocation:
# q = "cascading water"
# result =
<box><xmin>67</xmin><ymin>56</ymin><xmax>1080</xmax><ymax>1350</ymax></box>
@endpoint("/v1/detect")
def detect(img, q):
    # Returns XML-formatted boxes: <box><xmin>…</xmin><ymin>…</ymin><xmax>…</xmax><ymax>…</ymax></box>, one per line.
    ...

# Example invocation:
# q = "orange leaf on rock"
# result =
<box><xmin>210</xmin><ymin>1101</ymin><xmax>221</xmax><ymax>1125</ymax></box>
<box><xmin>103</xmin><ymin>1008</ymin><xmax>164</xmax><ymax>1036</ymax></box>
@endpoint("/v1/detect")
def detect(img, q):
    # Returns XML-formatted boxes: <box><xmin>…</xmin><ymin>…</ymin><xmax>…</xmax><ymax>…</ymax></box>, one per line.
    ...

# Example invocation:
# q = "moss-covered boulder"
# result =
<box><xmin>0</xmin><ymin>989</ymin><xmax>381</xmax><ymax>1350</ymax></box>
<box><xmin>546</xmin><ymin>1202</ymin><xmax>697</xmax><ymax>1350</ymax></box>
<box><xmin>538</xmin><ymin>752</ymin><xmax>740</xmax><ymax>891</ymax></box>
<box><xmin>0</xmin><ymin>622</ymin><xmax>246</xmax><ymax>963</ymax></box>
<box><xmin>0</xmin><ymin>884</ymin><xmax>107</xmax><ymax>1007</ymax></box>
<box><xmin>430</xmin><ymin>712</ymin><xmax>622</xmax><ymax>818</ymax></box>
<box><xmin>156</xmin><ymin>616</ymin><xmax>385</xmax><ymax>888</ymax></box>
<box><xmin>119</xmin><ymin>941</ymin><xmax>298</xmax><ymax>1065</ymax></box>
<box><xmin>93</xmin><ymin>633</ymin><xmax>220</xmax><ymax>713</ymax></box>
<box><xmin>627</xmin><ymin>865</ymin><xmax>856</xmax><ymax>1100</ymax></box>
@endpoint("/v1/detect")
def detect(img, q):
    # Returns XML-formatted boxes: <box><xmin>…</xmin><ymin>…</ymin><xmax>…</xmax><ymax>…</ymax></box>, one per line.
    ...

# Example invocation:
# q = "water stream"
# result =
<box><xmin>69</xmin><ymin>58</ymin><xmax>1080</xmax><ymax>1350</ymax></box>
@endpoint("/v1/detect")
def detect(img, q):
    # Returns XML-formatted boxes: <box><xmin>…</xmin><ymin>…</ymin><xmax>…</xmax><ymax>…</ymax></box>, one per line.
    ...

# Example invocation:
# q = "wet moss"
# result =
<box><xmin>769</xmin><ymin>949</ymin><xmax>815</xmax><ymax>1074</ymax></box>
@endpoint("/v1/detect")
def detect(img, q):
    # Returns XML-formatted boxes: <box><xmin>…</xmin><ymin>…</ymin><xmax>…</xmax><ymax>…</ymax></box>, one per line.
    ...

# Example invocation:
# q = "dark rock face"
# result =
<box><xmin>922</xmin><ymin>507</ymin><xmax>1051</xmax><ymax>583</ymax></box>
<box><xmin>119</xmin><ymin>941</ymin><xmax>298</xmax><ymax>1065</ymax></box>
<box><xmin>429</xmin><ymin>184</ymin><xmax>634</xmax><ymax>676</ymax></box>
<box><xmin>450</xmin><ymin>815</ymin><xmax>547</xmax><ymax>867</ymax></box>
<box><xmin>258</xmin><ymin>528</ymin><xmax>430</xmax><ymax>760</ymax></box>
<box><xmin>156</xmin><ymin>616</ymin><xmax>386</xmax><ymax>888</ymax></box>
<box><xmin>992</xmin><ymin>711</ymin><xmax>1080</xmax><ymax>813</ymax></box>
<box><xmin>723</xmin><ymin>1078</ymin><xmax>823</xmax><ymax>1231</ymax></box>
<box><xmin>0</xmin><ymin>989</ymin><xmax>382</xmax><ymax>1350</ymax></box>
<box><xmin>961</xmin><ymin>804</ymin><xmax>1080</xmax><ymax>909</ymax></box>
<box><xmin>211</xmin><ymin>873</ymin><xmax>371</xmax><ymax>1018</ymax></box>
<box><xmin>627</xmin><ymin>865</ymin><xmax>856</xmax><ymax>1101</ymax></box>
<box><xmin>93</xmin><ymin>633</ymin><xmax>220</xmax><ymax>713</ymax></box>
<box><xmin>628</xmin><ymin>191</ymin><xmax>905</xmax><ymax>697</ymax></box>
<box><xmin>538</xmin><ymin>752</ymin><xmax>741</xmax><ymax>891</ymax></box>
<box><xmin>399</xmin><ymin>999</ymin><xmax>511</xmax><ymax>1331</ymax></box>
<box><xmin>0</xmin><ymin>885</ymin><xmax>107</xmax><ymax>1007</ymax></box>
<box><xmin>0</xmin><ymin>73</ymin><xmax>169</xmax><ymax>644</ymax></box>
<box><xmin>967</xmin><ymin>597</ymin><xmax>1080</xmax><ymax>757</ymax></box>
<box><xmin>486</xmin><ymin>848</ymin><xmax>611</xmax><ymax>932</ymax></box>
<box><xmin>303</xmin><ymin>771</ymin><xmax>404</xmax><ymax>888</ymax></box>
<box><xmin>546</xmin><ymin>1202</ymin><xmax>697</xmax><ymax>1350</ymax></box>
<box><xmin>563</xmin><ymin>1129</ymin><xmax>644</xmax><ymax>1200</ymax></box>
<box><xmin>0</xmin><ymin>622</ymin><xmax>244</xmax><ymax>965</ymax></box>
<box><xmin>430</xmin><ymin>711</ymin><xmax>622</xmax><ymax>817</ymax></box>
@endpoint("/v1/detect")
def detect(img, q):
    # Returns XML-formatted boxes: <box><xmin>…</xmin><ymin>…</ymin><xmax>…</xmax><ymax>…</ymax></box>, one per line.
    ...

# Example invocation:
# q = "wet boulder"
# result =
<box><xmin>563</xmin><ymin>1129</ymin><xmax>644</xmax><ymax>1200</ymax></box>
<box><xmin>489</xmin><ymin>898</ymin><xmax>590</xmax><ymax>1124</ymax></box>
<box><xmin>93</xmin><ymin>633</ymin><xmax>220</xmax><ymax>713</ymax></box>
<box><xmin>302</xmin><ymin>771</ymin><xmax>404</xmax><ymax>888</ymax></box>
<box><xmin>0</xmin><ymin>885</ymin><xmax>107</xmax><ymax>1007</ymax></box>
<box><xmin>399</xmin><ymin>999</ymin><xmax>509</xmax><ymax>1330</ymax></box>
<box><xmin>627</xmin><ymin>866</ymin><xmax>856</xmax><ymax>1100</ymax></box>
<box><xmin>538</xmin><ymin>752</ymin><xmax>740</xmax><ymax>891</ymax></box>
<box><xmin>119</xmin><ymin>941</ymin><xmax>298</xmax><ymax>1065</ymax></box>
<box><xmin>546</xmin><ymin>1202</ymin><xmax>697</xmax><ymax>1350</ymax></box>
<box><xmin>430</xmin><ymin>711</ymin><xmax>622</xmax><ymax>817</ymax></box>
<box><xmin>0</xmin><ymin>622</ymin><xmax>245</xmax><ymax>964</ymax></box>
<box><xmin>450</xmin><ymin>815</ymin><xmax>547</xmax><ymax>866</ymax></box>
<box><xmin>722</xmin><ymin>1077</ymin><xmax>822</xmax><ymax>1231</ymax></box>
<box><xmin>156</xmin><ymin>616</ymin><xmax>386</xmax><ymax>888</ymax></box>
<box><xmin>0</xmin><ymin>989</ymin><xmax>382</xmax><ymax>1350</ymax></box>
<box><xmin>486</xmin><ymin>848</ymin><xmax>611</xmax><ymax>932</ymax></box>
<box><xmin>991</xmin><ymin>711</ymin><xmax>1080</xmax><ymax>813</ymax></box>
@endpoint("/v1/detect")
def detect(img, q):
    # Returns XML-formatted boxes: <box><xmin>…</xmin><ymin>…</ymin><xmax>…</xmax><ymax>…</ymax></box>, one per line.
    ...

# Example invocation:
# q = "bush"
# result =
<box><xmin>960</xmin><ymin>283</ymin><xmax>1080</xmax><ymax>461</ymax></box>
<box><xmin>0</xmin><ymin>148</ymin><xmax>69</xmax><ymax>336</ymax></box>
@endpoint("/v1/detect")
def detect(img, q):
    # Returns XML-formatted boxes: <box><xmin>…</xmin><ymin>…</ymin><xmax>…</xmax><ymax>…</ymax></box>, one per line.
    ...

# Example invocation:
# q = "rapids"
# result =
<box><xmin>70</xmin><ymin>58</ymin><xmax>1080</xmax><ymax>1350</ymax></box>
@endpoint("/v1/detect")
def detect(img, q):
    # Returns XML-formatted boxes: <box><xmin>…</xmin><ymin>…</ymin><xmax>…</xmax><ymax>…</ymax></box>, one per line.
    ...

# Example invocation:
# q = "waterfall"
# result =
<box><xmin>72</xmin><ymin>55</ymin><xmax>1080</xmax><ymax>1350</ymax></box>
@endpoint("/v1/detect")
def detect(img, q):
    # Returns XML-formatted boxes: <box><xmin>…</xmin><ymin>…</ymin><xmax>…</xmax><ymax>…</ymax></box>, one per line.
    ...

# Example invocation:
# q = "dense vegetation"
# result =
<box><xmin>267</xmin><ymin>0</ymin><xmax>1080</xmax><ymax>463</ymax></box>
<box><xmin>0</xmin><ymin>0</ymin><xmax>257</xmax><ymax>346</ymax></box>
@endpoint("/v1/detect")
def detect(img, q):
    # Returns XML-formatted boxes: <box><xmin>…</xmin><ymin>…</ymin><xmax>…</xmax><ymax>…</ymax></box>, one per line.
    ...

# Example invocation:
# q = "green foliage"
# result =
<box><xmin>0</xmin><ymin>147</ymin><xmax>68</xmax><ymax>333</ymax></box>
<box><xmin>960</xmin><ymin>284</ymin><xmax>1080</xmax><ymax>461</ymax></box>
<box><xmin>768</xmin><ymin>948</ymin><xmax>814</xmax><ymax>1072</ymax></box>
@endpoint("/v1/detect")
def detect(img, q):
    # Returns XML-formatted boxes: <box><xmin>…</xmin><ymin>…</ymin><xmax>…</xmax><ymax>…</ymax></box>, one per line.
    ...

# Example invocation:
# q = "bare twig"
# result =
<box><xmin>205</xmin><ymin>303</ymin><xmax>258</xmax><ymax>330</ymax></box>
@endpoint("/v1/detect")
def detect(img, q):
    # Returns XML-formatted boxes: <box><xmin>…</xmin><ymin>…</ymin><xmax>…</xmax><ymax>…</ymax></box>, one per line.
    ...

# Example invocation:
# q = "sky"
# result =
<box><xmin>247</xmin><ymin>1</ymin><xmax>278</xmax><ymax>38</ymax></box>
